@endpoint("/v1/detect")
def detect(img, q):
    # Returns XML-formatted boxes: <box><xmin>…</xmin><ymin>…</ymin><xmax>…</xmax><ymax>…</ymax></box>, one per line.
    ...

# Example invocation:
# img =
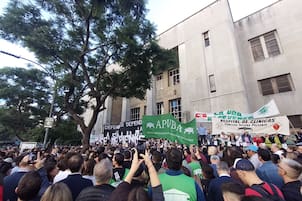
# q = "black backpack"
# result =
<box><xmin>250</xmin><ymin>183</ymin><xmax>285</xmax><ymax>201</ymax></box>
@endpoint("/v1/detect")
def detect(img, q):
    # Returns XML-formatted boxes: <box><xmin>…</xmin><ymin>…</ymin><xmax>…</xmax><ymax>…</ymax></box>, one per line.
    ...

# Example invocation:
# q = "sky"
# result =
<box><xmin>0</xmin><ymin>0</ymin><xmax>278</xmax><ymax>69</ymax></box>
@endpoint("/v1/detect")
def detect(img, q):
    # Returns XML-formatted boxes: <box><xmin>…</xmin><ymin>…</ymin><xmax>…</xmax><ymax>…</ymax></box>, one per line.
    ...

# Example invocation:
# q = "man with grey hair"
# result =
<box><xmin>76</xmin><ymin>158</ymin><xmax>115</xmax><ymax>201</ymax></box>
<box><xmin>208</xmin><ymin>161</ymin><xmax>235</xmax><ymax>201</ymax></box>
<box><xmin>278</xmin><ymin>158</ymin><xmax>302</xmax><ymax>201</ymax></box>
<box><xmin>210</xmin><ymin>155</ymin><xmax>220</xmax><ymax>177</ymax></box>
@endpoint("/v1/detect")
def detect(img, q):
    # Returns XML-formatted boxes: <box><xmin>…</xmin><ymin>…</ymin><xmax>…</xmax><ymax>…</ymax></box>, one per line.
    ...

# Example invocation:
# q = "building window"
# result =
<box><xmin>250</xmin><ymin>38</ymin><xmax>265</xmax><ymax>61</ymax></box>
<box><xmin>156</xmin><ymin>73</ymin><xmax>163</xmax><ymax>81</ymax></box>
<box><xmin>264</xmin><ymin>31</ymin><xmax>281</xmax><ymax>57</ymax></box>
<box><xmin>249</xmin><ymin>30</ymin><xmax>281</xmax><ymax>62</ymax></box>
<box><xmin>156</xmin><ymin>73</ymin><xmax>163</xmax><ymax>89</ymax></box>
<box><xmin>168</xmin><ymin>69</ymin><xmax>180</xmax><ymax>86</ymax></box>
<box><xmin>143</xmin><ymin>105</ymin><xmax>147</xmax><ymax>115</ymax></box>
<box><xmin>203</xmin><ymin>31</ymin><xmax>210</xmax><ymax>47</ymax></box>
<box><xmin>130</xmin><ymin>107</ymin><xmax>140</xmax><ymax>121</ymax></box>
<box><xmin>287</xmin><ymin>115</ymin><xmax>302</xmax><ymax>128</ymax></box>
<box><xmin>156</xmin><ymin>102</ymin><xmax>164</xmax><ymax>115</ymax></box>
<box><xmin>258</xmin><ymin>74</ymin><xmax>293</xmax><ymax>96</ymax></box>
<box><xmin>169</xmin><ymin>98</ymin><xmax>182</xmax><ymax>122</ymax></box>
<box><xmin>209</xmin><ymin>74</ymin><xmax>216</xmax><ymax>93</ymax></box>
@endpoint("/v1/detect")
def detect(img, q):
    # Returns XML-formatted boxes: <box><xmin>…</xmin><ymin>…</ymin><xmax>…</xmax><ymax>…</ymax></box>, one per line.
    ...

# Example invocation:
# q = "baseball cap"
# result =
<box><xmin>245</xmin><ymin>145</ymin><xmax>258</xmax><ymax>152</ymax></box>
<box><xmin>233</xmin><ymin>158</ymin><xmax>255</xmax><ymax>171</ymax></box>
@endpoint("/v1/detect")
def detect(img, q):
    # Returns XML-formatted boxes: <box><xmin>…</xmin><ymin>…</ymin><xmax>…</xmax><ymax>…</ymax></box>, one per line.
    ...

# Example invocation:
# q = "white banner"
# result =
<box><xmin>195</xmin><ymin>110</ymin><xmax>252</xmax><ymax>122</ymax></box>
<box><xmin>195</xmin><ymin>99</ymin><xmax>280</xmax><ymax>122</ymax></box>
<box><xmin>212</xmin><ymin>116</ymin><xmax>289</xmax><ymax>135</ymax></box>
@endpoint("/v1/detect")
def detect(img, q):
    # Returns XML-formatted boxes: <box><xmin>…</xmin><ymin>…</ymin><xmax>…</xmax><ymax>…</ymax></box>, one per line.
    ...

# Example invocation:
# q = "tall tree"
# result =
<box><xmin>0</xmin><ymin>67</ymin><xmax>51</xmax><ymax>139</ymax></box>
<box><xmin>0</xmin><ymin>0</ymin><xmax>175</xmax><ymax>149</ymax></box>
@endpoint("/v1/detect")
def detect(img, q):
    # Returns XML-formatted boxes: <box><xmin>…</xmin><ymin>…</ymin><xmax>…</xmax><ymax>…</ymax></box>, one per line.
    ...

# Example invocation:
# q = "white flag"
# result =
<box><xmin>253</xmin><ymin>99</ymin><xmax>280</xmax><ymax>118</ymax></box>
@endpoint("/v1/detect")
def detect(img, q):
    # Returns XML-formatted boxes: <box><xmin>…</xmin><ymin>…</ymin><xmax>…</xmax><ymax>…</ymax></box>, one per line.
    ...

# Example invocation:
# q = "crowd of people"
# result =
<box><xmin>0</xmin><ymin>132</ymin><xmax>301</xmax><ymax>201</ymax></box>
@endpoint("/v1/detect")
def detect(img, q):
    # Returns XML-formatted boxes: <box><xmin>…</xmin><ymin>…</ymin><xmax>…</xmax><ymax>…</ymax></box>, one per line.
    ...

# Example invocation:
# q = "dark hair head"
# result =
<box><xmin>98</xmin><ymin>152</ymin><xmax>109</xmax><ymax>161</ymax></box>
<box><xmin>258</xmin><ymin>148</ymin><xmax>271</xmax><ymax>161</ymax></box>
<box><xmin>16</xmin><ymin>171</ymin><xmax>42</xmax><ymax>201</ymax></box>
<box><xmin>124</xmin><ymin>150</ymin><xmax>132</xmax><ymax>160</ymax></box>
<box><xmin>97</xmin><ymin>146</ymin><xmax>105</xmax><ymax>154</ymax></box>
<box><xmin>184</xmin><ymin>148</ymin><xmax>191</xmax><ymax>155</ymax></box>
<box><xmin>44</xmin><ymin>156</ymin><xmax>57</xmax><ymax>179</ymax></box>
<box><xmin>202</xmin><ymin>164</ymin><xmax>215</xmax><ymax>179</ymax></box>
<box><xmin>151</xmin><ymin>151</ymin><xmax>163</xmax><ymax>164</ymax></box>
<box><xmin>166</xmin><ymin>148</ymin><xmax>183</xmax><ymax>171</ymax></box>
<box><xmin>68</xmin><ymin>153</ymin><xmax>84</xmax><ymax>173</ymax></box>
<box><xmin>57</xmin><ymin>151</ymin><xmax>77</xmax><ymax>171</ymax></box>
<box><xmin>221</xmin><ymin>181</ymin><xmax>245</xmax><ymax>195</ymax></box>
<box><xmin>271</xmin><ymin>154</ymin><xmax>280</xmax><ymax>164</ymax></box>
<box><xmin>113</xmin><ymin>153</ymin><xmax>124</xmax><ymax>166</ymax></box>
<box><xmin>127</xmin><ymin>186</ymin><xmax>150</xmax><ymax>201</ymax></box>
<box><xmin>0</xmin><ymin>161</ymin><xmax>12</xmax><ymax>176</ymax></box>
<box><xmin>82</xmin><ymin>159</ymin><xmax>96</xmax><ymax>176</ymax></box>
<box><xmin>223</xmin><ymin>147</ymin><xmax>244</xmax><ymax>167</ymax></box>
<box><xmin>57</xmin><ymin>157</ymin><xmax>68</xmax><ymax>171</ymax></box>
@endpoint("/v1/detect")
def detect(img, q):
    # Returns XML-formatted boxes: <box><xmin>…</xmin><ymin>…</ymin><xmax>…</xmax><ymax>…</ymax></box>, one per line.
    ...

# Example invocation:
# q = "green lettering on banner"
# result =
<box><xmin>142</xmin><ymin>114</ymin><xmax>198</xmax><ymax>146</ymax></box>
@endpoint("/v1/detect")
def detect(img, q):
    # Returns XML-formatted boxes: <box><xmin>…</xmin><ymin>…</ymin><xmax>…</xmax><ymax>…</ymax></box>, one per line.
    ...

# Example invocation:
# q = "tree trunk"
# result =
<box><xmin>69</xmin><ymin>99</ymin><xmax>103</xmax><ymax>151</ymax></box>
<box><xmin>81</xmin><ymin>130</ymin><xmax>90</xmax><ymax>151</ymax></box>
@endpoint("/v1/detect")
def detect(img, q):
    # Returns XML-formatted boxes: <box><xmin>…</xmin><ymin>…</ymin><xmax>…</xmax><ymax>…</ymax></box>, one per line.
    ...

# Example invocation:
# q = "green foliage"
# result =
<box><xmin>50</xmin><ymin>119</ymin><xmax>82</xmax><ymax>145</ymax></box>
<box><xmin>0</xmin><ymin>67</ymin><xmax>51</xmax><ymax>140</ymax></box>
<box><xmin>0</xmin><ymin>67</ymin><xmax>51</xmax><ymax>113</ymax></box>
<box><xmin>0</xmin><ymin>0</ymin><xmax>177</xmax><ymax>147</ymax></box>
<box><xmin>25</xmin><ymin>118</ymin><xmax>81</xmax><ymax>145</ymax></box>
<box><xmin>25</xmin><ymin>126</ymin><xmax>44</xmax><ymax>142</ymax></box>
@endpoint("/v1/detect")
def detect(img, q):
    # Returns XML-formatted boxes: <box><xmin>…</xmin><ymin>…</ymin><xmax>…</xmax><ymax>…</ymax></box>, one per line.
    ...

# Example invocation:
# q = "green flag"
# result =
<box><xmin>142</xmin><ymin>114</ymin><xmax>198</xmax><ymax>146</ymax></box>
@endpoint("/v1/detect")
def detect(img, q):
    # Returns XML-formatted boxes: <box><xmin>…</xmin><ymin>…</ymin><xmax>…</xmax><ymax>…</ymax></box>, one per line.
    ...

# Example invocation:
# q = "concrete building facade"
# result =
<box><xmin>89</xmin><ymin>0</ymin><xmax>302</xmax><ymax>140</ymax></box>
<box><xmin>233</xmin><ymin>0</ymin><xmax>302</xmax><ymax>127</ymax></box>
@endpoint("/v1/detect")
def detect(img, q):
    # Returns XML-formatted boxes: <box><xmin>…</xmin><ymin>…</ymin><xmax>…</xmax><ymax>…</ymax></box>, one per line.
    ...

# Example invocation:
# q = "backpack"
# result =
<box><xmin>249</xmin><ymin>183</ymin><xmax>285</xmax><ymax>201</ymax></box>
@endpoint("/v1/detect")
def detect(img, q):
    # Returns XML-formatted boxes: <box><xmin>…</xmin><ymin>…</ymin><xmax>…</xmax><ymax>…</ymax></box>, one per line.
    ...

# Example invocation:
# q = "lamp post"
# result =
<box><xmin>43</xmin><ymin>87</ymin><xmax>56</xmax><ymax>147</ymax></box>
<box><xmin>0</xmin><ymin>50</ymin><xmax>56</xmax><ymax>148</ymax></box>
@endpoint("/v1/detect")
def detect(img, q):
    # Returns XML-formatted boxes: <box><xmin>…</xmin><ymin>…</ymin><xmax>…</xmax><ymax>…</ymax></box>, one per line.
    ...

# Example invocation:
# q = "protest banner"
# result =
<box><xmin>195</xmin><ymin>110</ymin><xmax>252</xmax><ymax>122</ymax></box>
<box><xmin>211</xmin><ymin>116</ymin><xmax>289</xmax><ymax>135</ymax></box>
<box><xmin>20</xmin><ymin>142</ymin><xmax>37</xmax><ymax>152</ymax></box>
<box><xmin>103</xmin><ymin>120</ymin><xmax>142</xmax><ymax>145</ymax></box>
<box><xmin>195</xmin><ymin>99</ymin><xmax>280</xmax><ymax>122</ymax></box>
<box><xmin>142</xmin><ymin>114</ymin><xmax>198</xmax><ymax>146</ymax></box>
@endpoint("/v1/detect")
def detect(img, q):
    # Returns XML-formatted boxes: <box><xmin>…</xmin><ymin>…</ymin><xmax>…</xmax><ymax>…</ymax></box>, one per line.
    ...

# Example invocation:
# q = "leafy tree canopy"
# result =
<box><xmin>0</xmin><ymin>0</ymin><xmax>176</xmax><ymax>148</ymax></box>
<box><xmin>0</xmin><ymin>67</ymin><xmax>51</xmax><ymax>139</ymax></box>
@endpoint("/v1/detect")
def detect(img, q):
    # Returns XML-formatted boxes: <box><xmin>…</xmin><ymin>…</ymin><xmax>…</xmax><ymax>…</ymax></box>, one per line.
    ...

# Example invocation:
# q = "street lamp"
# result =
<box><xmin>0</xmin><ymin>50</ymin><xmax>56</xmax><ymax>148</ymax></box>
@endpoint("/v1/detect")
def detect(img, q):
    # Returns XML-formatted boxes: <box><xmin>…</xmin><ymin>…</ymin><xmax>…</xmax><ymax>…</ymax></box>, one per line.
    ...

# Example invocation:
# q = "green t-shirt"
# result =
<box><xmin>159</xmin><ymin>173</ymin><xmax>197</xmax><ymax>201</ymax></box>
<box><xmin>188</xmin><ymin>161</ymin><xmax>202</xmax><ymax>178</ymax></box>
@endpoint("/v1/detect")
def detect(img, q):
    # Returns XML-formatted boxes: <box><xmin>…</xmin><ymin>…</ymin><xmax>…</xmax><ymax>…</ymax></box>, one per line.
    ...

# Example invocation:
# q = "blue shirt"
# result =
<box><xmin>198</xmin><ymin>127</ymin><xmax>207</xmax><ymax>136</ymax></box>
